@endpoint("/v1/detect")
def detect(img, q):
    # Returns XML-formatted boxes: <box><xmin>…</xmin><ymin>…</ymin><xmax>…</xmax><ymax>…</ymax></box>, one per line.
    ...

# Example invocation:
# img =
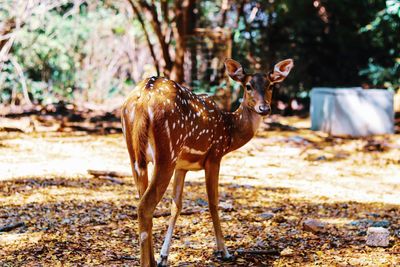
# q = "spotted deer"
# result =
<box><xmin>121</xmin><ymin>59</ymin><xmax>294</xmax><ymax>266</ymax></box>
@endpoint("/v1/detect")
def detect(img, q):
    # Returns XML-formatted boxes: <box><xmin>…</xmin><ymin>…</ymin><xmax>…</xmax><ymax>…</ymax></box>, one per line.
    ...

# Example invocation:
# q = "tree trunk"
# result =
<box><xmin>170</xmin><ymin>0</ymin><xmax>196</xmax><ymax>83</ymax></box>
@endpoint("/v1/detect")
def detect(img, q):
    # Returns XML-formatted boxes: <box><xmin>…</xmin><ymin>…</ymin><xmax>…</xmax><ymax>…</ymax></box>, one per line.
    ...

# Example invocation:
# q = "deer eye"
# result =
<box><xmin>245</xmin><ymin>84</ymin><xmax>252</xmax><ymax>91</ymax></box>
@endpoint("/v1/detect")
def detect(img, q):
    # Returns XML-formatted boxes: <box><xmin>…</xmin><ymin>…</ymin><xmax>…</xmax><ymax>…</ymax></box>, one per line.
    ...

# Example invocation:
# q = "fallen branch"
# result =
<box><xmin>88</xmin><ymin>170</ymin><xmax>131</xmax><ymax>178</ymax></box>
<box><xmin>220</xmin><ymin>174</ymin><xmax>258</xmax><ymax>180</ymax></box>
<box><xmin>0</xmin><ymin>221</ymin><xmax>25</xmax><ymax>232</ymax></box>
<box><xmin>0</xmin><ymin>126</ymin><xmax>26</xmax><ymax>133</ymax></box>
<box><xmin>98</xmin><ymin>176</ymin><xmax>125</xmax><ymax>185</ymax></box>
<box><xmin>153</xmin><ymin>208</ymin><xmax>202</xmax><ymax>218</ymax></box>
<box><xmin>108</xmin><ymin>253</ymin><xmax>137</xmax><ymax>261</ymax></box>
<box><xmin>237</xmin><ymin>249</ymin><xmax>280</xmax><ymax>256</ymax></box>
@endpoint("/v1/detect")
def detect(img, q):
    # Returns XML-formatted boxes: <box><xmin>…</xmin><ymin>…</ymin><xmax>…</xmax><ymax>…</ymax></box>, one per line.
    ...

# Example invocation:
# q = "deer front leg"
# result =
<box><xmin>158</xmin><ymin>169</ymin><xmax>187</xmax><ymax>267</ymax></box>
<box><xmin>204</xmin><ymin>159</ymin><xmax>232</xmax><ymax>260</ymax></box>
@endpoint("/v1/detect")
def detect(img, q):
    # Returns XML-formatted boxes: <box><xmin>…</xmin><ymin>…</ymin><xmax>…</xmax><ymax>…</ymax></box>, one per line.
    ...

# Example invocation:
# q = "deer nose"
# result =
<box><xmin>258</xmin><ymin>104</ymin><xmax>271</xmax><ymax>115</ymax></box>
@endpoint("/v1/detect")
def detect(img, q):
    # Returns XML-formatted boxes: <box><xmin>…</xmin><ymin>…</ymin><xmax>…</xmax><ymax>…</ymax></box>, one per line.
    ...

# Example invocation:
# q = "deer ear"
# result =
<box><xmin>269</xmin><ymin>59</ymin><xmax>294</xmax><ymax>83</ymax></box>
<box><xmin>225</xmin><ymin>59</ymin><xmax>245</xmax><ymax>82</ymax></box>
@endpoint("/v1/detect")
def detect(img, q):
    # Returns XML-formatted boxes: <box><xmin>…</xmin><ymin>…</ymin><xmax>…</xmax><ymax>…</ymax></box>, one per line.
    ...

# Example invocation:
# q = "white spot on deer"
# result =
<box><xmin>165</xmin><ymin>121</ymin><xmax>173</xmax><ymax>156</ymax></box>
<box><xmin>140</xmin><ymin>232</ymin><xmax>148</xmax><ymax>243</ymax></box>
<box><xmin>148</xmin><ymin>106</ymin><xmax>154</xmax><ymax>122</ymax></box>
<box><xmin>172</xmin><ymin>122</ymin><xmax>176</xmax><ymax>129</ymax></box>
<box><xmin>133</xmin><ymin>161</ymin><xmax>140</xmax><ymax>175</ymax></box>
<box><xmin>182</xmin><ymin>146</ymin><xmax>207</xmax><ymax>155</ymax></box>
<box><xmin>146</xmin><ymin>143</ymin><xmax>155</xmax><ymax>163</ymax></box>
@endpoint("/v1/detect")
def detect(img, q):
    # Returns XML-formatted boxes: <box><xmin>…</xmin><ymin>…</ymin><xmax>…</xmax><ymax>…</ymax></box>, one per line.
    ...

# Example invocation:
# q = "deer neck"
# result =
<box><xmin>227</xmin><ymin>103</ymin><xmax>262</xmax><ymax>152</ymax></box>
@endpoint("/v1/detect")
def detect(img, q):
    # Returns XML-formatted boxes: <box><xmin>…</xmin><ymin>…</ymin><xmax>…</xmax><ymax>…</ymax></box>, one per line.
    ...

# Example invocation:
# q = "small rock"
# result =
<box><xmin>394</xmin><ymin>229</ymin><xmax>400</xmax><ymax>238</ymax></box>
<box><xmin>357</xmin><ymin>230</ymin><xmax>367</xmax><ymax>236</ymax></box>
<box><xmin>273</xmin><ymin>215</ymin><xmax>286</xmax><ymax>223</ymax></box>
<box><xmin>303</xmin><ymin>219</ymin><xmax>326</xmax><ymax>233</ymax></box>
<box><xmin>280</xmin><ymin>247</ymin><xmax>294</xmax><ymax>256</ymax></box>
<box><xmin>61</xmin><ymin>218</ymin><xmax>71</xmax><ymax>225</ymax></box>
<box><xmin>372</xmin><ymin>220</ymin><xmax>390</xmax><ymax>228</ymax></box>
<box><xmin>196</xmin><ymin>198</ymin><xmax>208</xmax><ymax>206</ymax></box>
<box><xmin>272</xmin><ymin>207</ymin><xmax>284</xmax><ymax>213</ymax></box>
<box><xmin>259</xmin><ymin>212</ymin><xmax>274</xmax><ymax>220</ymax></box>
<box><xmin>349</xmin><ymin>219</ymin><xmax>390</xmax><ymax>228</ymax></box>
<box><xmin>288</xmin><ymin>229</ymin><xmax>300</xmax><ymax>236</ymax></box>
<box><xmin>349</xmin><ymin>219</ymin><xmax>373</xmax><ymax>227</ymax></box>
<box><xmin>315</xmin><ymin>155</ymin><xmax>327</xmax><ymax>161</ymax></box>
<box><xmin>366</xmin><ymin>227</ymin><xmax>390</xmax><ymax>247</ymax></box>
<box><xmin>219</xmin><ymin>202</ymin><xmax>234</xmax><ymax>211</ymax></box>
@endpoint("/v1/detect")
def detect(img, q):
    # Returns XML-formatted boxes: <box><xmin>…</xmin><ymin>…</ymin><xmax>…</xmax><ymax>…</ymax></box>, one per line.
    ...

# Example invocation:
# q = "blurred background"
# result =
<box><xmin>1</xmin><ymin>1</ymin><xmax>400</xmax><ymax>265</ymax></box>
<box><xmin>1</xmin><ymin>0</ymin><xmax>399</xmax><ymax>116</ymax></box>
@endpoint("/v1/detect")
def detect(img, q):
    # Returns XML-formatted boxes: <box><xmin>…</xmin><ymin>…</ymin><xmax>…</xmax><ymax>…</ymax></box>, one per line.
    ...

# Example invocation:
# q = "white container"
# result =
<box><xmin>310</xmin><ymin>87</ymin><xmax>394</xmax><ymax>136</ymax></box>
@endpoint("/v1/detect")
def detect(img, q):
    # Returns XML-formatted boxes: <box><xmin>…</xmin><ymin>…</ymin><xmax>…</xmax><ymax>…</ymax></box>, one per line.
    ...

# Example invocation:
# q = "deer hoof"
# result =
<box><xmin>157</xmin><ymin>255</ymin><xmax>168</xmax><ymax>267</ymax></box>
<box><xmin>214</xmin><ymin>250</ymin><xmax>235</xmax><ymax>261</ymax></box>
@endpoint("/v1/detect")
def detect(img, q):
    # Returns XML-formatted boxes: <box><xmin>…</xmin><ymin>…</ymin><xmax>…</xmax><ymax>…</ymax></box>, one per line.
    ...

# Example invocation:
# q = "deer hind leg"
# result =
<box><xmin>138</xmin><ymin>162</ymin><xmax>175</xmax><ymax>267</ymax></box>
<box><xmin>128</xmin><ymin>150</ymin><xmax>148</xmax><ymax>198</ymax></box>
<box><xmin>158</xmin><ymin>169</ymin><xmax>187</xmax><ymax>267</ymax></box>
<box><xmin>121</xmin><ymin>110</ymin><xmax>148</xmax><ymax>198</ymax></box>
<box><xmin>204</xmin><ymin>159</ymin><xmax>232</xmax><ymax>260</ymax></box>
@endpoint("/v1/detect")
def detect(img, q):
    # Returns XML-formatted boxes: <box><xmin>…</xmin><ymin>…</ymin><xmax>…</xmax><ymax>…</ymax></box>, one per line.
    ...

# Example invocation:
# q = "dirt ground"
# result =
<box><xmin>0</xmin><ymin>116</ymin><xmax>399</xmax><ymax>266</ymax></box>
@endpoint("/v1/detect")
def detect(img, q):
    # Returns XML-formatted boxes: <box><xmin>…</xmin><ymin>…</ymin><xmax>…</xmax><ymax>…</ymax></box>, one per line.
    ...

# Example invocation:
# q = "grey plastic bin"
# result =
<box><xmin>310</xmin><ymin>87</ymin><xmax>394</xmax><ymax>136</ymax></box>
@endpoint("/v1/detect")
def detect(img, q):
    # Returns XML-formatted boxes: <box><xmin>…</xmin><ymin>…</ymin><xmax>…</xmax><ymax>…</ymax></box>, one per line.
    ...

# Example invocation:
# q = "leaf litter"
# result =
<box><xmin>0</xmin><ymin>115</ymin><xmax>399</xmax><ymax>266</ymax></box>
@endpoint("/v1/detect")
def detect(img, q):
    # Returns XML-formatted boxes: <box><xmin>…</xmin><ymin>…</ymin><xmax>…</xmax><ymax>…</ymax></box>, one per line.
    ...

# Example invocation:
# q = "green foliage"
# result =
<box><xmin>1</xmin><ymin>2</ymin><xmax>140</xmax><ymax>104</ymax></box>
<box><xmin>228</xmin><ymin>0</ymin><xmax>388</xmax><ymax>97</ymax></box>
<box><xmin>359</xmin><ymin>0</ymin><xmax>400</xmax><ymax>91</ymax></box>
<box><xmin>2</xmin><ymin>0</ymin><xmax>400</xmax><ymax>105</ymax></box>
<box><xmin>12</xmin><ymin>11</ymin><xmax>90</xmax><ymax>102</ymax></box>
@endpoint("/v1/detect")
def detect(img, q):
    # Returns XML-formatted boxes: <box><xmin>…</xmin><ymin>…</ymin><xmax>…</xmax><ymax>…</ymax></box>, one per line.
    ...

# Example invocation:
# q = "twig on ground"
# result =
<box><xmin>237</xmin><ymin>249</ymin><xmax>280</xmax><ymax>256</ymax></box>
<box><xmin>153</xmin><ymin>209</ymin><xmax>202</xmax><ymax>218</ymax></box>
<box><xmin>0</xmin><ymin>221</ymin><xmax>25</xmax><ymax>232</ymax></box>
<box><xmin>98</xmin><ymin>176</ymin><xmax>125</xmax><ymax>185</ymax></box>
<box><xmin>222</xmin><ymin>174</ymin><xmax>258</xmax><ymax>179</ymax></box>
<box><xmin>88</xmin><ymin>169</ymin><xmax>131</xmax><ymax>178</ymax></box>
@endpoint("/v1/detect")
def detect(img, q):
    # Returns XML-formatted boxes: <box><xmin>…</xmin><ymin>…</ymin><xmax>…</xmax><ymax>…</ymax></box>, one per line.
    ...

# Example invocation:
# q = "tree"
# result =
<box><xmin>360</xmin><ymin>0</ymin><xmax>400</xmax><ymax>91</ymax></box>
<box><xmin>127</xmin><ymin>0</ymin><xmax>196</xmax><ymax>83</ymax></box>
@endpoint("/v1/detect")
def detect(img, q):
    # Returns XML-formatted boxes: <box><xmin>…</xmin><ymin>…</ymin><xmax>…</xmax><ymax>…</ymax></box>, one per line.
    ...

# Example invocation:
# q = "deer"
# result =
<box><xmin>121</xmin><ymin>58</ymin><xmax>294</xmax><ymax>267</ymax></box>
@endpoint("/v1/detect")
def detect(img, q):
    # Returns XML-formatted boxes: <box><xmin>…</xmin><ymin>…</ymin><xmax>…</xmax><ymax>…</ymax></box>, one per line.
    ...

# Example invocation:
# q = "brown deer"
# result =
<box><xmin>121</xmin><ymin>58</ymin><xmax>294</xmax><ymax>266</ymax></box>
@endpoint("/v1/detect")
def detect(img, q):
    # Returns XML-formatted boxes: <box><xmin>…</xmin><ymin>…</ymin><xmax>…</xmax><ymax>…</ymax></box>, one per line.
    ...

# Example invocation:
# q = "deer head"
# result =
<box><xmin>225</xmin><ymin>58</ymin><xmax>294</xmax><ymax>115</ymax></box>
